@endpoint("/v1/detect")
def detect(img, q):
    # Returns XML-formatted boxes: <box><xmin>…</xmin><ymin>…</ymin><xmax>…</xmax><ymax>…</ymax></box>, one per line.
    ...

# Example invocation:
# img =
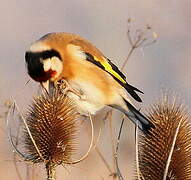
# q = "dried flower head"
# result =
<box><xmin>24</xmin><ymin>89</ymin><xmax>79</xmax><ymax>165</ymax></box>
<box><xmin>136</xmin><ymin>97</ymin><xmax>191</xmax><ymax>180</ymax></box>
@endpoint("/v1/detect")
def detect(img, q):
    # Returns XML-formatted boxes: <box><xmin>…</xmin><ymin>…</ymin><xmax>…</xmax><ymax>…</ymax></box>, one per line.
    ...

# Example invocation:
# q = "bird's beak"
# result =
<box><xmin>41</xmin><ymin>80</ymin><xmax>55</xmax><ymax>95</ymax></box>
<box><xmin>41</xmin><ymin>81</ymin><xmax>50</xmax><ymax>93</ymax></box>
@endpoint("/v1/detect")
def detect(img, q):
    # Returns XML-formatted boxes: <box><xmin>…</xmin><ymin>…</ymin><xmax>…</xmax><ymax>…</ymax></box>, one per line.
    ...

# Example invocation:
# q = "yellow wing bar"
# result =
<box><xmin>94</xmin><ymin>56</ymin><xmax>126</xmax><ymax>84</ymax></box>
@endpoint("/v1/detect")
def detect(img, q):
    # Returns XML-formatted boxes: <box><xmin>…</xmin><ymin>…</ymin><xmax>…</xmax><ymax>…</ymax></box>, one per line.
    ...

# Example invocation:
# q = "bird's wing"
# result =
<box><xmin>69</xmin><ymin>39</ymin><xmax>143</xmax><ymax>102</ymax></box>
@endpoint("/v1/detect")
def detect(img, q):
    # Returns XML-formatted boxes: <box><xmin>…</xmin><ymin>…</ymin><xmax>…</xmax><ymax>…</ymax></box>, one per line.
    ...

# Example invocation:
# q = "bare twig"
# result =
<box><xmin>122</xmin><ymin>20</ymin><xmax>157</xmax><ymax>70</ymax></box>
<box><xmin>111</xmin><ymin>19</ymin><xmax>158</xmax><ymax>179</ymax></box>
<box><xmin>95</xmin><ymin>147</ymin><xmax>113</xmax><ymax>175</ymax></box>
<box><xmin>92</xmin><ymin>120</ymin><xmax>113</xmax><ymax>174</ymax></box>
<box><xmin>68</xmin><ymin>113</ymin><xmax>95</xmax><ymax>164</ymax></box>
<box><xmin>91</xmin><ymin>111</ymin><xmax>114</xmax><ymax>175</ymax></box>
<box><xmin>82</xmin><ymin>112</ymin><xmax>113</xmax><ymax>175</ymax></box>
<box><xmin>108</xmin><ymin>110</ymin><xmax>116</xmax><ymax>174</ymax></box>
<box><xmin>114</xmin><ymin>117</ymin><xmax>125</xmax><ymax>180</ymax></box>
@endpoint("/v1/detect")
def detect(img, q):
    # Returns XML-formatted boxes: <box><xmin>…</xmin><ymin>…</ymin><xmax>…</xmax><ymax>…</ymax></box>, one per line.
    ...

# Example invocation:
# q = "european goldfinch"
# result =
<box><xmin>25</xmin><ymin>32</ymin><xmax>153</xmax><ymax>133</ymax></box>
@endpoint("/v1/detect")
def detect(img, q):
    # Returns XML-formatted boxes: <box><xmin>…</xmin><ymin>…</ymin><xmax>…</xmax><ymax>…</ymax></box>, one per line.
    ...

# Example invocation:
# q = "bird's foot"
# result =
<box><xmin>57</xmin><ymin>79</ymin><xmax>87</xmax><ymax>100</ymax></box>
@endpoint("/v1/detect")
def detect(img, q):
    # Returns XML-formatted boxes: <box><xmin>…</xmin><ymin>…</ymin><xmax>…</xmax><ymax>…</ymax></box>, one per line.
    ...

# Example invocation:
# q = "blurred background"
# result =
<box><xmin>0</xmin><ymin>0</ymin><xmax>191</xmax><ymax>179</ymax></box>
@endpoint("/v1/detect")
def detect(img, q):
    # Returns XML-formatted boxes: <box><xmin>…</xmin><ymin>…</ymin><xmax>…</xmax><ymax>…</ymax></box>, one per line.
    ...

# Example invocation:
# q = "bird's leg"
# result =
<box><xmin>57</xmin><ymin>79</ymin><xmax>87</xmax><ymax>100</ymax></box>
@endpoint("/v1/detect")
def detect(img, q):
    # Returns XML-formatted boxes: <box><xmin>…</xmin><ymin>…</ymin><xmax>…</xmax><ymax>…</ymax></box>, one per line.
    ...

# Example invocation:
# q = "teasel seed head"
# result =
<box><xmin>24</xmin><ymin>89</ymin><xmax>79</xmax><ymax>166</ymax></box>
<box><xmin>136</xmin><ymin>97</ymin><xmax>191</xmax><ymax>180</ymax></box>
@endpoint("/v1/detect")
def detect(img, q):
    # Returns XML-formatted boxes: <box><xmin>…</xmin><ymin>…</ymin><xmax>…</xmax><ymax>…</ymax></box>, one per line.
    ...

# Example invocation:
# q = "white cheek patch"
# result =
<box><xmin>50</xmin><ymin>57</ymin><xmax>63</xmax><ymax>79</ymax></box>
<box><xmin>67</xmin><ymin>44</ymin><xmax>86</xmax><ymax>60</ymax></box>
<box><xmin>43</xmin><ymin>59</ymin><xmax>52</xmax><ymax>72</ymax></box>
<box><xmin>42</xmin><ymin>57</ymin><xmax>63</xmax><ymax>79</ymax></box>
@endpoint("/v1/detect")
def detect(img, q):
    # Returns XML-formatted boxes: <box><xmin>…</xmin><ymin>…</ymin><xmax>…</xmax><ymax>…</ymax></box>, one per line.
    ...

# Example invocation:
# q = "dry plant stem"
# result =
<box><xmin>113</xmin><ymin>24</ymin><xmax>157</xmax><ymax>179</ymax></box>
<box><xmin>6</xmin><ymin>102</ymin><xmax>24</xmax><ymax>180</ymax></box>
<box><xmin>88</xmin><ymin>112</ymin><xmax>113</xmax><ymax>175</ymax></box>
<box><xmin>95</xmin><ymin>147</ymin><xmax>113</xmax><ymax>174</ymax></box>
<box><xmin>83</xmin><ymin>115</ymin><xmax>112</xmax><ymax>173</ymax></box>
<box><xmin>91</xmin><ymin>119</ymin><xmax>113</xmax><ymax>174</ymax></box>
<box><xmin>108</xmin><ymin>111</ymin><xmax>117</xmax><ymax>175</ymax></box>
<box><xmin>121</xmin><ymin>29</ymin><xmax>143</xmax><ymax>70</ymax></box>
<box><xmin>13</xmin><ymin>99</ymin><xmax>46</xmax><ymax>162</ymax></box>
<box><xmin>121</xmin><ymin>46</ymin><xmax>136</xmax><ymax>71</ymax></box>
<box><xmin>114</xmin><ymin>118</ymin><xmax>125</xmax><ymax>180</ymax></box>
<box><xmin>7</xmin><ymin>101</ymin><xmax>44</xmax><ymax>163</ymax></box>
<box><xmin>46</xmin><ymin>161</ymin><xmax>56</xmax><ymax>180</ymax></box>
<box><xmin>92</xmin><ymin>124</ymin><xmax>103</xmax><ymax>151</ymax></box>
<box><xmin>9</xmin><ymin>127</ymin><xmax>31</xmax><ymax>160</ymax></box>
<box><xmin>68</xmin><ymin>113</ymin><xmax>94</xmax><ymax>164</ymax></box>
<box><xmin>84</xmin><ymin>111</ymin><xmax>114</xmax><ymax>176</ymax></box>
<box><xmin>163</xmin><ymin>117</ymin><xmax>183</xmax><ymax>180</ymax></box>
<box><xmin>106</xmin><ymin>33</ymin><xmax>140</xmax><ymax>178</ymax></box>
<box><xmin>109</xmin><ymin>27</ymin><xmax>141</xmax><ymax>177</ymax></box>
<box><xmin>91</xmin><ymin>24</ymin><xmax>146</xmax><ymax>177</ymax></box>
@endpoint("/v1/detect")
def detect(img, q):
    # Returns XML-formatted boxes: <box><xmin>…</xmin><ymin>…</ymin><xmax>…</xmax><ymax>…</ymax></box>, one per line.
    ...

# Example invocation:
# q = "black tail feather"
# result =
<box><xmin>124</xmin><ymin>83</ymin><xmax>143</xmax><ymax>102</ymax></box>
<box><xmin>123</xmin><ymin>99</ymin><xmax>154</xmax><ymax>133</ymax></box>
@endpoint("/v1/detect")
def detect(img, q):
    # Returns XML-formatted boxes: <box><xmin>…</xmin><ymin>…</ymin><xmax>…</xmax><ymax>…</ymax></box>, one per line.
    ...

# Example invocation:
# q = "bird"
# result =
<box><xmin>25</xmin><ymin>32</ymin><xmax>153</xmax><ymax>133</ymax></box>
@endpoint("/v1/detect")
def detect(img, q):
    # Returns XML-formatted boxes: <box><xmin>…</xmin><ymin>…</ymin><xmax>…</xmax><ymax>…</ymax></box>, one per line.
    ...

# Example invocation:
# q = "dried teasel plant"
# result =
<box><xmin>8</xmin><ymin>89</ymin><xmax>80</xmax><ymax>180</ymax></box>
<box><xmin>24</xmin><ymin>90</ymin><xmax>79</xmax><ymax>163</ymax></box>
<box><xmin>136</xmin><ymin>96</ymin><xmax>191</xmax><ymax>180</ymax></box>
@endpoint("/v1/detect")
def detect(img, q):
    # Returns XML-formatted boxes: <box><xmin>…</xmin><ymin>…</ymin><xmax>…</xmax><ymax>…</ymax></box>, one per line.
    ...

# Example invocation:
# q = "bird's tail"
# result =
<box><xmin>122</xmin><ymin>98</ymin><xmax>154</xmax><ymax>133</ymax></box>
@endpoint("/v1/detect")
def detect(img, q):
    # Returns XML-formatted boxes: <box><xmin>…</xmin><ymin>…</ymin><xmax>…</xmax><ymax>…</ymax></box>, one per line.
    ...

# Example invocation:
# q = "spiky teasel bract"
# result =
<box><xmin>136</xmin><ymin>97</ymin><xmax>191</xmax><ymax>180</ymax></box>
<box><xmin>24</xmin><ymin>89</ymin><xmax>79</xmax><ymax>166</ymax></box>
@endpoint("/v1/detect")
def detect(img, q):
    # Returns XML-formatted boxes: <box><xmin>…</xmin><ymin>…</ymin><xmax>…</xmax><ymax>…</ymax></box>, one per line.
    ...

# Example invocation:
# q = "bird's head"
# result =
<box><xmin>25</xmin><ymin>37</ymin><xmax>64</xmax><ymax>92</ymax></box>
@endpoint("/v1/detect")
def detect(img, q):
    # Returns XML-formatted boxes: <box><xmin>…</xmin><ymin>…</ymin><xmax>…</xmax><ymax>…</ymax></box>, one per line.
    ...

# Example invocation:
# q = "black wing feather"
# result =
<box><xmin>107</xmin><ymin>59</ymin><xmax>143</xmax><ymax>102</ymax></box>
